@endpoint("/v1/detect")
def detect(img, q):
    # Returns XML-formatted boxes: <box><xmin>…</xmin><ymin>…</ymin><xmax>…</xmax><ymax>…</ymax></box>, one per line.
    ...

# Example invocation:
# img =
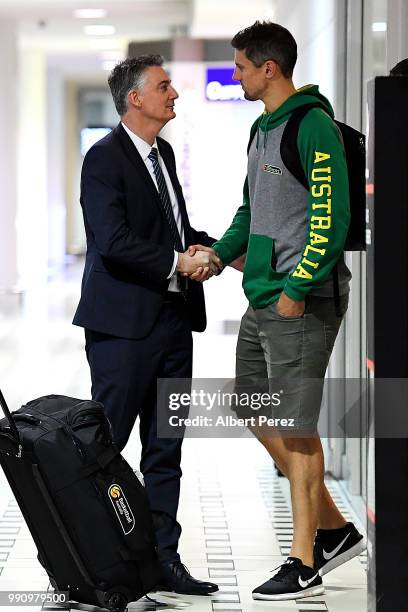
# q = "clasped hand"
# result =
<box><xmin>176</xmin><ymin>245</ymin><xmax>223</xmax><ymax>282</ymax></box>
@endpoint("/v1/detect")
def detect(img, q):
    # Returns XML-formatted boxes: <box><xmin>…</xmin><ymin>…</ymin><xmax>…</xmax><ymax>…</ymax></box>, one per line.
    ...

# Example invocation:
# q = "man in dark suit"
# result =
<box><xmin>73</xmin><ymin>55</ymin><xmax>220</xmax><ymax>595</ymax></box>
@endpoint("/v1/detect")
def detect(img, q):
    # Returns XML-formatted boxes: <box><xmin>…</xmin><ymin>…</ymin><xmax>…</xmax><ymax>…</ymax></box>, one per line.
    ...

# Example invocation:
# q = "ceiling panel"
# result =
<box><xmin>0</xmin><ymin>0</ymin><xmax>187</xmax><ymax>19</ymax></box>
<box><xmin>190</xmin><ymin>0</ymin><xmax>276</xmax><ymax>38</ymax></box>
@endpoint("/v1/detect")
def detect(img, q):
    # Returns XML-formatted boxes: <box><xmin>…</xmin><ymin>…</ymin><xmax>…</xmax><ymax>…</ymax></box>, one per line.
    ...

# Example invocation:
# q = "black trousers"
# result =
<box><xmin>85</xmin><ymin>299</ymin><xmax>193</xmax><ymax>564</ymax></box>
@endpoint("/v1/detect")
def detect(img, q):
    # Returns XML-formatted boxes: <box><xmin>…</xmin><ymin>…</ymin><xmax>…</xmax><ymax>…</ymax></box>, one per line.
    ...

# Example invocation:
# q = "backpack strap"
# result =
<box><xmin>280</xmin><ymin>102</ymin><xmax>326</xmax><ymax>189</ymax></box>
<box><xmin>332</xmin><ymin>264</ymin><xmax>342</xmax><ymax>317</ymax></box>
<box><xmin>247</xmin><ymin>117</ymin><xmax>260</xmax><ymax>155</ymax></box>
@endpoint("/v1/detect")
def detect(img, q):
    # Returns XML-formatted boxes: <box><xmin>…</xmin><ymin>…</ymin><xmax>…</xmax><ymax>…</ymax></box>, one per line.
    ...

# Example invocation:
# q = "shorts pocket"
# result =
<box><xmin>269</xmin><ymin>301</ymin><xmax>305</xmax><ymax>321</ymax></box>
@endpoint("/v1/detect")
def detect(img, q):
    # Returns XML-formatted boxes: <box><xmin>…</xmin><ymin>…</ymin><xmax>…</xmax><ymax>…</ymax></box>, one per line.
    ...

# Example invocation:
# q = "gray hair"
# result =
<box><xmin>108</xmin><ymin>54</ymin><xmax>164</xmax><ymax>116</ymax></box>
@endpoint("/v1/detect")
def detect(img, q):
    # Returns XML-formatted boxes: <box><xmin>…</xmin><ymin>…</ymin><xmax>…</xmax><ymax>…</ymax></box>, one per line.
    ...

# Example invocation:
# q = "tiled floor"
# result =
<box><xmin>0</xmin><ymin>440</ymin><xmax>367</xmax><ymax>612</ymax></box>
<box><xmin>0</xmin><ymin>266</ymin><xmax>367</xmax><ymax>611</ymax></box>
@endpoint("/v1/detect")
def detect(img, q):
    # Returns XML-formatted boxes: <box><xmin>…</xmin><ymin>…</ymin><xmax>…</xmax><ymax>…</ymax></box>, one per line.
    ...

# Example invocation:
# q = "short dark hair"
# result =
<box><xmin>390</xmin><ymin>58</ymin><xmax>408</xmax><ymax>76</ymax></box>
<box><xmin>108</xmin><ymin>54</ymin><xmax>164</xmax><ymax>116</ymax></box>
<box><xmin>231</xmin><ymin>21</ymin><xmax>297</xmax><ymax>78</ymax></box>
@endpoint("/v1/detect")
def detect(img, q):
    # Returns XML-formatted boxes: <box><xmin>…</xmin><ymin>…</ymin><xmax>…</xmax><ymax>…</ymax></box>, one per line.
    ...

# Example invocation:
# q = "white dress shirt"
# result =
<box><xmin>121</xmin><ymin>122</ymin><xmax>184</xmax><ymax>291</ymax></box>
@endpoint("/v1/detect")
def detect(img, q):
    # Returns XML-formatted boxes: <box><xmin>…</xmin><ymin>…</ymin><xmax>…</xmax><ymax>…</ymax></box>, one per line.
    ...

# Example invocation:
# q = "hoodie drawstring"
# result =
<box><xmin>263</xmin><ymin>128</ymin><xmax>269</xmax><ymax>152</ymax></box>
<box><xmin>258</xmin><ymin>113</ymin><xmax>270</xmax><ymax>153</ymax></box>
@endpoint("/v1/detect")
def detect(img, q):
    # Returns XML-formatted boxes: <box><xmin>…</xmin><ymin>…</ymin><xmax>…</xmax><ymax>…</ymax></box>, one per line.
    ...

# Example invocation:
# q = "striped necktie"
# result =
<box><xmin>148</xmin><ymin>146</ymin><xmax>187</xmax><ymax>293</ymax></box>
<box><xmin>148</xmin><ymin>147</ymin><xmax>184</xmax><ymax>252</ymax></box>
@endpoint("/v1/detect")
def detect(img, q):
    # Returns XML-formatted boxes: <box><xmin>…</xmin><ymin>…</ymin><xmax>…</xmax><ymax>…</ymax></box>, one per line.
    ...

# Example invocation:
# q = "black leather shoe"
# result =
<box><xmin>158</xmin><ymin>561</ymin><xmax>219</xmax><ymax>595</ymax></box>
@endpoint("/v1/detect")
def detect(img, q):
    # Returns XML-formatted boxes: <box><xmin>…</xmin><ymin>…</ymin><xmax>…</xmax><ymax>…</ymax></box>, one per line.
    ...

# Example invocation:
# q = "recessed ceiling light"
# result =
<box><xmin>88</xmin><ymin>38</ymin><xmax>120</xmax><ymax>50</ymax></box>
<box><xmin>372</xmin><ymin>22</ymin><xmax>387</xmax><ymax>32</ymax></box>
<box><xmin>84</xmin><ymin>24</ymin><xmax>116</xmax><ymax>36</ymax></box>
<box><xmin>74</xmin><ymin>9</ymin><xmax>107</xmax><ymax>19</ymax></box>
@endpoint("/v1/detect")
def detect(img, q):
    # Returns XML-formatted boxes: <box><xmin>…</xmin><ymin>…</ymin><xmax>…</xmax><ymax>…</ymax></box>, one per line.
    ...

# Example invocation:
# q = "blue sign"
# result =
<box><xmin>206</xmin><ymin>67</ymin><xmax>245</xmax><ymax>102</ymax></box>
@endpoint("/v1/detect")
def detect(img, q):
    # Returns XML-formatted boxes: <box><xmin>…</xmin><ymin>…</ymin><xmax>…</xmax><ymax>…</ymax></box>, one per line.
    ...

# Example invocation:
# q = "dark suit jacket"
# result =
<box><xmin>73</xmin><ymin>123</ymin><xmax>215</xmax><ymax>339</ymax></box>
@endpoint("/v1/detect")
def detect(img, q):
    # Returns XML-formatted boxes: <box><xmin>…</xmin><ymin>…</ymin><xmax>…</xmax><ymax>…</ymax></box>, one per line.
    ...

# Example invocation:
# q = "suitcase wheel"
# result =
<box><xmin>105</xmin><ymin>592</ymin><xmax>128</xmax><ymax>612</ymax></box>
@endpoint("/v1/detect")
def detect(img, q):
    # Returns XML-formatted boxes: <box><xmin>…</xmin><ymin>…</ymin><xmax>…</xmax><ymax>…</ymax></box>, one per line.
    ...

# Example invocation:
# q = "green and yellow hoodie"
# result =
<box><xmin>212</xmin><ymin>85</ymin><xmax>351</xmax><ymax>308</ymax></box>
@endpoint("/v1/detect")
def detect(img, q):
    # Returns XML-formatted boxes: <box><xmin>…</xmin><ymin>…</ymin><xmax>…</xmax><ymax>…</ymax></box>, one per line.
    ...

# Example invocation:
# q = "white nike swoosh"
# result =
<box><xmin>322</xmin><ymin>533</ymin><xmax>351</xmax><ymax>560</ymax></box>
<box><xmin>298</xmin><ymin>573</ymin><xmax>318</xmax><ymax>588</ymax></box>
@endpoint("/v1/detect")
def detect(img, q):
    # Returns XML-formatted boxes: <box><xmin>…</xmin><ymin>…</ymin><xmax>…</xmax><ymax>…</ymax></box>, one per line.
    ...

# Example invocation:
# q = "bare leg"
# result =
<box><xmin>283</xmin><ymin>436</ymin><xmax>323</xmax><ymax>568</ymax></box>
<box><xmin>254</xmin><ymin>431</ymin><xmax>346</xmax><ymax>567</ymax></box>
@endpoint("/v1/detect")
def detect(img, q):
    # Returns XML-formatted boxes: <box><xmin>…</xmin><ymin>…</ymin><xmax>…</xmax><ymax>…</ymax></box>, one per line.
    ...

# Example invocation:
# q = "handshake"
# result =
<box><xmin>176</xmin><ymin>245</ymin><xmax>223</xmax><ymax>282</ymax></box>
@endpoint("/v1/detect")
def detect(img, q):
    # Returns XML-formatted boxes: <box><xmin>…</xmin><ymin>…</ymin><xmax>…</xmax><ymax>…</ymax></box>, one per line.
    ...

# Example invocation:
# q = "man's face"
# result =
<box><xmin>136</xmin><ymin>65</ymin><xmax>179</xmax><ymax>124</ymax></box>
<box><xmin>232</xmin><ymin>49</ymin><xmax>268</xmax><ymax>101</ymax></box>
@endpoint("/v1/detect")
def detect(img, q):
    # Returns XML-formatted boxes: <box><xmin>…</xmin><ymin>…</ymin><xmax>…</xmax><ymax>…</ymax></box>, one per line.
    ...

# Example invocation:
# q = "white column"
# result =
<box><xmin>0</xmin><ymin>21</ymin><xmax>18</xmax><ymax>291</ymax></box>
<box><xmin>16</xmin><ymin>46</ymin><xmax>48</xmax><ymax>288</ymax></box>
<box><xmin>47</xmin><ymin>67</ymin><xmax>66</xmax><ymax>272</ymax></box>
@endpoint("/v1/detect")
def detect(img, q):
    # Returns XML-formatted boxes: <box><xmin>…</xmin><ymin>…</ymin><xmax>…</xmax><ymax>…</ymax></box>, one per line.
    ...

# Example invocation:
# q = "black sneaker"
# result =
<box><xmin>314</xmin><ymin>521</ymin><xmax>367</xmax><ymax>576</ymax></box>
<box><xmin>252</xmin><ymin>557</ymin><xmax>324</xmax><ymax>601</ymax></box>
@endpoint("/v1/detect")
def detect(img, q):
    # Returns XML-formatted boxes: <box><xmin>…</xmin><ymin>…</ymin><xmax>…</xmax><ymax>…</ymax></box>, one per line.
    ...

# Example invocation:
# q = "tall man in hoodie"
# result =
<box><xmin>191</xmin><ymin>22</ymin><xmax>365</xmax><ymax>601</ymax></box>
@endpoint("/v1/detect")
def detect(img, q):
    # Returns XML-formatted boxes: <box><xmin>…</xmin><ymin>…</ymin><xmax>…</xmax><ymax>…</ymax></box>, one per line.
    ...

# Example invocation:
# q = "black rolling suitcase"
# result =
<box><xmin>0</xmin><ymin>391</ymin><xmax>162</xmax><ymax>612</ymax></box>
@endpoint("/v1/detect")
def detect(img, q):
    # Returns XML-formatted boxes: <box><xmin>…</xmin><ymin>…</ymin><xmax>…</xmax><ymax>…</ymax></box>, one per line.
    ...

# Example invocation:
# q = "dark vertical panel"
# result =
<box><xmin>367</xmin><ymin>76</ymin><xmax>408</xmax><ymax>610</ymax></box>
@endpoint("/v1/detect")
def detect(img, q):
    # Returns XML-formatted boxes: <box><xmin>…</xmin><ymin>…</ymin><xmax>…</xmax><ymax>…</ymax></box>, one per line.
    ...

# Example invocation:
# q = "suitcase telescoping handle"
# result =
<box><xmin>0</xmin><ymin>390</ymin><xmax>22</xmax><ymax>458</ymax></box>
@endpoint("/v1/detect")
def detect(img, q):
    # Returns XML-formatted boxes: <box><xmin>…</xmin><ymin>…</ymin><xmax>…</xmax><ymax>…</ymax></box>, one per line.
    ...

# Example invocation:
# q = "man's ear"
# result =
<box><xmin>265</xmin><ymin>59</ymin><xmax>279</xmax><ymax>79</ymax></box>
<box><xmin>128</xmin><ymin>89</ymin><xmax>142</xmax><ymax>109</ymax></box>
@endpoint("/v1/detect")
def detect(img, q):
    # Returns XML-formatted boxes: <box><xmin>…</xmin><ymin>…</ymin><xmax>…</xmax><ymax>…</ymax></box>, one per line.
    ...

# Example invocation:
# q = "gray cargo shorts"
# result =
<box><xmin>234</xmin><ymin>294</ymin><xmax>349</xmax><ymax>434</ymax></box>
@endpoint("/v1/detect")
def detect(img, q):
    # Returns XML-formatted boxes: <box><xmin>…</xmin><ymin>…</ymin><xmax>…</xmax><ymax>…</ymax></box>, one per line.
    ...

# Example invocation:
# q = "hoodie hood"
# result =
<box><xmin>255</xmin><ymin>84</ymin><xmax>334</xmax><ymax>151</ymax></box>
<box><xmin>259</xmin><ymin>85</ymin><xmax>334</xmax><ymax>130</ymax></box>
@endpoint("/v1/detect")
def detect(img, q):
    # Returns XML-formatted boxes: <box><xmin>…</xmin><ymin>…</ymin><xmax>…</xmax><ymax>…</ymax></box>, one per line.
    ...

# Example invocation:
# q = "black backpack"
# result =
<box><xmin>247</xmin><ymin>102</ymin><xmax>366</xmax><ymax>251</ymax></box>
